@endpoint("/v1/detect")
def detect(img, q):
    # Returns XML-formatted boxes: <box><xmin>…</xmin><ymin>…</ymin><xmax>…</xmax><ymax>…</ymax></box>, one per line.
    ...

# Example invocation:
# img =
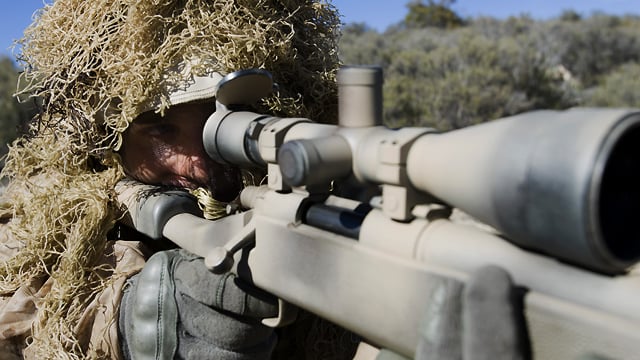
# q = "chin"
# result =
<box><xmin>207</xmin><ymin>165</ymin><xmax>243</xmax><ymax>202</ymax></box>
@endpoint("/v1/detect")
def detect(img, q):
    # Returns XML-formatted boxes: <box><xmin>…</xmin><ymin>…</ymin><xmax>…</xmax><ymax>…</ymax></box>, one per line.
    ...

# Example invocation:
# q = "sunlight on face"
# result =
<box><xmin>119</xmin><ymin>102</ymin><xmax>242</xmax><ymax>202</ymax></box>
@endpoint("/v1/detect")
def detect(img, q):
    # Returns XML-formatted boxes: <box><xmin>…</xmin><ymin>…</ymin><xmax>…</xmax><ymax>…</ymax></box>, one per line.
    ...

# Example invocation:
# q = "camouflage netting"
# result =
<box><xmin>0</xmin><ymin>0</ymin><xmax>341</xmax><ymax>358</ymax></box>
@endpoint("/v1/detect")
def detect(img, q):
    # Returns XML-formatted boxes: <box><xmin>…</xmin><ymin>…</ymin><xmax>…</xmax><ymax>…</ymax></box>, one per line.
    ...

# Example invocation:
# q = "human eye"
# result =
<box><xmin>144</xmin><ymin>123</ymin><xmax>178</xmax><ymax>138</ymax></box>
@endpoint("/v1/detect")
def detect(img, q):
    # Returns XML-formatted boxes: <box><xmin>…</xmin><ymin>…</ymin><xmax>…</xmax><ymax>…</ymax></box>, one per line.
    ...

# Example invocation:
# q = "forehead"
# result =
<box><xmin>134</xmin><ymin>101</ymin><xmax>217</xmax><ymax>124</ymax></box>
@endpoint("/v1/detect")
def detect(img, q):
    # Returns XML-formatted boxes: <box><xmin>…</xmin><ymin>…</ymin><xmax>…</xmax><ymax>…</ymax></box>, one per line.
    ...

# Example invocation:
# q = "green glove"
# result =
<box><xmin>414</xmin><ymin>265</ymin><xmax>528</xmax><ymax>360</ymax></box>
<box><xmin>119</xmin><ymin>249</ymin><xmax>278</xmax><ymax>360</ymax></box>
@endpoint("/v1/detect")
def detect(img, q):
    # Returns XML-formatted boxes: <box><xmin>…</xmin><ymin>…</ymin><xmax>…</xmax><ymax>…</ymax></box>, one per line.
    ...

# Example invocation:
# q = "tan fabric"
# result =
<box><xmin>0</xmin><ymin>225</ymin><xmax>148</xmax><ymax>359</ymax></box>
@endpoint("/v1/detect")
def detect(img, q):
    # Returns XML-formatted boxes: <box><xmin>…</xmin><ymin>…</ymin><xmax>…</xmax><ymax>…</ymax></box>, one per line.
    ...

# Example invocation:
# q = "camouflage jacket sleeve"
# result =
<box><xmin>0</xmin><ymin>225</ymin><xmax>149</xmax><ymax>359</ymax></box>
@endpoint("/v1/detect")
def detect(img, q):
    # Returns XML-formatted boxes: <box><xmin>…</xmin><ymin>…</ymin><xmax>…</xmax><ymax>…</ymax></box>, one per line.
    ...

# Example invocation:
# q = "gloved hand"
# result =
<box><xmin>413</xmin><ymin>265</ymin><xmax>528</xmax><ymax>360</ymax></box>
<box><xmin>118</xmin><ymin>249</ymin><xmax>278</xmax><ymax>360</ymax></box>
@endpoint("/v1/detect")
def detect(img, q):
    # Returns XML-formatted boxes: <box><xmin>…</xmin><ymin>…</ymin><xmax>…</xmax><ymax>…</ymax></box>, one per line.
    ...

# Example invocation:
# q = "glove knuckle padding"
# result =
<box><xmin>463</xmin><ymin>265</ymin><xmax>526</xmax><ymax>360</ymax></box>
<box><xmin>123</xmin><ymin>251</ymin><xmax>179</xmax><ymax>360</ymax></box>
<box><xmin>414</xmin><ymin>266</ymin><xmax>527</xmax><ymax>360</ymax></box>
<box><xmin>120</xmin><ymin>249</ymin><xmax>277</xmax><ymax>360</ymax></box>
<box><xmin>416</xmin><ymin>275</ymin><xmax>464</xmax><ymax>360</ymax></box>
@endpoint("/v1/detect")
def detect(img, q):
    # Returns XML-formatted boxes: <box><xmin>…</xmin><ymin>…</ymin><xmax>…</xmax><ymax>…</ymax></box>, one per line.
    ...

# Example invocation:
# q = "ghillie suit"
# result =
<box><xmin>0</xmin><ymin>0</ymin><xmax>342</xmax><ymax>358</ymax></box>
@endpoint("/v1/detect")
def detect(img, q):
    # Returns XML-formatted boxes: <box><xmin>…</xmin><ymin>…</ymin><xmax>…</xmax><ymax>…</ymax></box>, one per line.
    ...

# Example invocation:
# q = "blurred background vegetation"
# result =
<box><xmin>339</xmin><ymin>0</ymin><xmax>640</xmax><ymax>129</ymax></box>
<box><xmin>0</xmin><ymin>0</ymin><xmax>638</xmax><ymax>165</ymax></box>
<box><xmin>0</xmin><ymin>56</ymin><xmax>36</xmax><ymax>166</ymax></box>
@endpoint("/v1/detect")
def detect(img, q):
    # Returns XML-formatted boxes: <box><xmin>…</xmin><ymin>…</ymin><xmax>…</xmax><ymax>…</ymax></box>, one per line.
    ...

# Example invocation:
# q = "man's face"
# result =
<box><xmin>119</xmin><ymin>101</ymin><xmax>242</xmax><ymax>202</ymax></box>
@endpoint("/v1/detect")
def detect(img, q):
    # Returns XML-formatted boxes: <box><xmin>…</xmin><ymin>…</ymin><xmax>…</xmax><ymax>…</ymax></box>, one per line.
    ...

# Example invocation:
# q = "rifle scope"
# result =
<box><xmin>202</xmin><ymin>68</ymin><xmax>640</xmax><ymax>275</ymax></box>
<box><xmin>405</xmin><ymin>108</ymin><xmax>640</xmax><ymax>275</ymax></box>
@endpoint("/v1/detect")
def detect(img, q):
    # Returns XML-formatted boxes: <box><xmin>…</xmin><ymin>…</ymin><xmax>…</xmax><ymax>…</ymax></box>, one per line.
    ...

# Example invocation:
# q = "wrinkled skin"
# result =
<box><xmin>119</xmin><ymin>101</ymin><xmax>242</xmax><ymax>202</ymax></box>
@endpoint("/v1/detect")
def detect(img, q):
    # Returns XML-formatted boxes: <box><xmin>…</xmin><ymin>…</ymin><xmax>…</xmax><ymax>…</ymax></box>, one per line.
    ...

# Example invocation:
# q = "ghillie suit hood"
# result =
<box><xmin>0</xmin><ymin>0</ymin><xmax>340</xmax><ymax>358</ymax></box>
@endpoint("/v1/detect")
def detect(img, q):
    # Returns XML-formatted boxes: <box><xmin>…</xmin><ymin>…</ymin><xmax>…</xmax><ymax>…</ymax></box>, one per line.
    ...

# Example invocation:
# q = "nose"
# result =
<box><xmin>165</xmin><ymin>140</ymin><xmax>211</xmax><ymax>184</ymax></box>
<box><xmin>168</xmin><ymin>141</ymin><xmax>243</xmax><ymax>201</ymax></box>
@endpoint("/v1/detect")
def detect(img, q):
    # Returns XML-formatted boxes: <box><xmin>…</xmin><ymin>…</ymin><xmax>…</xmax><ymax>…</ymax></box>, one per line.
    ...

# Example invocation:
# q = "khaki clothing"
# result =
<box><xmin>0</xmin><ymin>223</ymin><xmax>148</xmax><ymax>359</ymax></box>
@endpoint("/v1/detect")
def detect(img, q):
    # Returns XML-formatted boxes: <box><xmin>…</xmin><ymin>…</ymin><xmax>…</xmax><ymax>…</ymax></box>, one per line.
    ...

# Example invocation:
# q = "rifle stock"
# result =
<box><xmin>118</xmin><ymin>186</ymin><xmax>640</xmax><ymax>359</ymax></box>
<box><xmin>246</xmin><ymin>194</ymin><xmax>640</xmax><ymax>359</ymax></box>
